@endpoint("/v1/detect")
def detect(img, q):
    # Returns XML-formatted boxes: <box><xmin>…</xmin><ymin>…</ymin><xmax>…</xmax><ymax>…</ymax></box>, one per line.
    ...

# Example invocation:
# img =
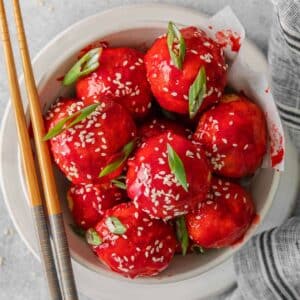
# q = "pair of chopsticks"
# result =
<box><xmin>0</xmin><ymin>1</ymin><xmax>78</xmax><ymax>299</ymax></box>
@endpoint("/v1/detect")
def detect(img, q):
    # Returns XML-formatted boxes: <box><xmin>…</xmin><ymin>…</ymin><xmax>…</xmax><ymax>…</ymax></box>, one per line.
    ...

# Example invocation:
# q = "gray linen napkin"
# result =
<box><xmin>269</xmin><ymin>0</ymin><xmax>300</xmax><ymax>151</ymax></box>
<box><xmin>225</xmin><ymin>1</ymin><xmax>300</xmax><ymax>299</ymax></box>
<box><xmin>226</xmin><ymin>218</ymin><xmax>300</xmax><ymax>300</ymax></box>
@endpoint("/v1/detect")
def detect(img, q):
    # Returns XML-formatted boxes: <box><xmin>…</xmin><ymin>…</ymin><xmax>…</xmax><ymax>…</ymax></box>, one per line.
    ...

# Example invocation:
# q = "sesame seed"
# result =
<box><xmin>222</xmin><ymin>138</ymin><xmax>228</xmax><ymax>144</ymax></box>
<box><xmin>158</xmin><ymin>158</ymin><xmax>165</xmax><ymax>165</ymax></box>
<box><xmin>186</xmin><ymin>150</ymin><xmax>194</xmax><ymax>158</ymax></box>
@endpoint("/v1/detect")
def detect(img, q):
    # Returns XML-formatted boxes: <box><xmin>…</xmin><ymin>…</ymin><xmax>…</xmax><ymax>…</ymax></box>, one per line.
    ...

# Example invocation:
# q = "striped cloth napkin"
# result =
<box><xmin>224</xmin><ymin>1</ymin><xmax>300</xmax><ymax>299</ymax></box>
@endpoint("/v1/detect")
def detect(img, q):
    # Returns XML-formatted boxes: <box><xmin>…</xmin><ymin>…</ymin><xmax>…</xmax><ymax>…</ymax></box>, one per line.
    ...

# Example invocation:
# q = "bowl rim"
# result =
<box><xmin>0</xmin><ymin>3</ymin><xmax>281</xmax><ymax>285</ymax></box>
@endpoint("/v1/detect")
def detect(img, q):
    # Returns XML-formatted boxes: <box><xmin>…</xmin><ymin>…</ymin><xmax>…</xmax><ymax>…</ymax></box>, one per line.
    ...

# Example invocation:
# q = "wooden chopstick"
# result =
<box><xmin>8</xmin><ymin>1</ymin><xmax>78</xmax><ymax>299</ymax></box>
<box><xmin>0</xmin><ymin>1</ymin><xmax>62</xmax><ymax>299</ymax></box>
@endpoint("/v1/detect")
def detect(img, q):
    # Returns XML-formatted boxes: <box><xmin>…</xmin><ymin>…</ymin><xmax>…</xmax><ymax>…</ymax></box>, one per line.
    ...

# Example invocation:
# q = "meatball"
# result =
<box><xmin>127</xmin><ymin>132</ymin><xmax>211</xmax><ymax>220</ymax></box>
<box><xmin>89</xmin><ymin>203</ymin><xmax>177</xmax><ymax>278</ymax></box>
<box><xmin>186</xmin><ymin>177</ymin><xmax>256</xmax><ymax>248</ymax></box>
<box><xmin>194</xmin><ymin>93</ymin><xmax>267</xmax><ymax>177</ymax></box>
<box><xmin>67</xmin><ymin>183</ymin><xmax>125</xmax><ymax>230</ymax></box>
<box><xmin>44</xmin><ymin>98</ymin><xmax>137</xmax><ymax>184</ymax></box>
<box><xmin>144</xmin><ymin>26</ymin><xmax>226</xmax><ymax>115</ymax></box>
<box><xmin>76</xmin><ymin>47</ymin><xmax>152</xmax><ymax>119</ymax></box>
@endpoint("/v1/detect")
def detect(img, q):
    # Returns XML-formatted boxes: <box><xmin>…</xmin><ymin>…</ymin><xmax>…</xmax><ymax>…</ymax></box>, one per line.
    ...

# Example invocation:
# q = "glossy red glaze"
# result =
<box><xmin>186</xmin><ymin>177</ymin><xmax>255</xmax><ymax>248</ymax></box>
<box><xmin>138</xmin><ymin>117</ymin><xmax>192</xmax><ymax>143</ymax></box>
<box><xmin>215</xmin><ymin>29</ymin><xmax>241</xmax><ymax>52</ymax></box>
<box><xmin>67</xmin><ymin>183</ymin><xmax>125</xmax><ymax>230</ymax></box>
<box><xmin>272</xmin><ymin>148</ymin><xmax>284</xmax><ymax>167</ymax></box>
<box><xmin>76</xmin><ymin>47</ymin><xmax>152</xmax><ymax>119</ymax></box>
<box><xmin>126</xmin><ymin>133</ymin><xmax>211</xmax><ymax>220</ymax></box>
<box><xmin>144</xmin><ymin>27</ymin><xmax>227</xmax><ymax>115</ymax></box>
<box><xmin>194</xmin><ymin>94</ymin><xmax>267</xmax><ymax>178</ymax></box>
<box><xmin>93</xmin><ymin>202</ymin><xmax>177</xmax><ymax>278</ymax></box>
<box><xmin>44</xmin><ymin>98</ymin><xmax>136</xmax><ymax>184</ymax></box>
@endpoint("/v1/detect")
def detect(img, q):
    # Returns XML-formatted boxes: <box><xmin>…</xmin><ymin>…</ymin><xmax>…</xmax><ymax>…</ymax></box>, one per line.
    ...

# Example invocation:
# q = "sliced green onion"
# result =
<box><xmin>85</xmin><ymin>228</ymin><xmax>102</xmax><ymax>246</ymax></box>
<box><xmin>175</xmin><ymin>216</ymin><xmax>189</xmax><ymax>256</ymax></box>
<box><xmin>63</xmin><ymin>47</ymin><xmax>103</xmax><ymax>86</ymax></box>
<box><xmin>43</xmin><ymin>103</ymin><xmax>100</xmax><ymax>141</ymax></box>
<box><xmin>106</xmin><ymin>216</ymin><xmax>127</xmax><ymax>235</ymax></box>
<box><xmin>99</xmin><ymin>140</ymin><xmax>135</xmax><ymax>178</ymax></box>
<box><xmin>111</xmin><ymin>179</ymin><xmax>127</xmax><ymax>190</ymax></box>
<box><xmin>99</xmin><ymin>157</ymin><xmax>124</xmax><ymax>178</ymax></box>
<box><xmin>167</xmin><ymin>21</ymin><xmax>186</xmax><ymax>69</ymax></box>
<box><xmin>167</xmin><ymin>143</ymin><xmax>188</xmax><ymax>192</ymax></box>
<box><xmin>188</xmin><ymin>66</ymin><xmax>207</xmax><ymax>119</ymax></box>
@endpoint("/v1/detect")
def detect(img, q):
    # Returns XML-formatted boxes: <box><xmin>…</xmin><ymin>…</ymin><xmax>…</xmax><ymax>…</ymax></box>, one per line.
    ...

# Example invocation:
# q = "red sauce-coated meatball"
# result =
<box><xmin>44</xmin><ymin>98</ymin><xmax>137</xmax><ymax>184</ymax></box>
<box><xmin>76</xmin><ymin>47</ymin><xmax>152</xmax><ymax>119</ymax></box>
<box><xmin>144</xmin><ymin>27</ymin><xmax>227</xmax><ymax>115</ymax></box>
<box><xmin>92</xmin><ymin>203</ymin><xmax>177</xmax><ymax>278</ymax></box>
<box><xmin>67</xmin><ymin>183</ymin><xmax>125</xmax><ymax>230</ymax></box>
<box><xmin>194</xmin><ymin>94</ymin><xmax>267</xmax><ymax>178</ymax></box>
<box><xmin>127</xmin><ymin>133</ymin><xmax>211</xmax><ymax>220</ymax></box>
<box><xmin>186</xmin><ymin>178</ymin><xmax>256</xmax><ymax>248</ymax></box>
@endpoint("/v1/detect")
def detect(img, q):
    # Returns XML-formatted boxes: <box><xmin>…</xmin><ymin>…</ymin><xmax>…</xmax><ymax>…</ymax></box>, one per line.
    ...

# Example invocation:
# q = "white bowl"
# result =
<box><xmin>15</xmin><ymin>4</ymin><xmax>280</xmax><ymax>284</ymax></box>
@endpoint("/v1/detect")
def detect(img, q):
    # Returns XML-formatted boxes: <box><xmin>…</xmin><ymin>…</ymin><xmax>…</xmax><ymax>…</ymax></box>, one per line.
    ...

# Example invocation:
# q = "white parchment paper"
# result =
<box><xmin>203</xmin><ymin>6</ymin><xmax>285</xmax><ymax>170</ymax></box>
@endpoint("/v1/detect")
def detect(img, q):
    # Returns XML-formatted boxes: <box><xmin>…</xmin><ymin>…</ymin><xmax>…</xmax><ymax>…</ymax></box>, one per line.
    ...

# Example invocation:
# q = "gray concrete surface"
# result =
<box><xmin>0</xmin><ymin>0</ymin><xmax>273</xmax><ymax>299</ymax></box>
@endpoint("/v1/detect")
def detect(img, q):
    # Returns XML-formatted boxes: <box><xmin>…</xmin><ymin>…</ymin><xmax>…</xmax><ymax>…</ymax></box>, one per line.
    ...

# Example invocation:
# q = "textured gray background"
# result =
<box><xmin>0</xmin><ymin>0</ymin><xmax>273</xmax><ymax>299</ymax></box>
